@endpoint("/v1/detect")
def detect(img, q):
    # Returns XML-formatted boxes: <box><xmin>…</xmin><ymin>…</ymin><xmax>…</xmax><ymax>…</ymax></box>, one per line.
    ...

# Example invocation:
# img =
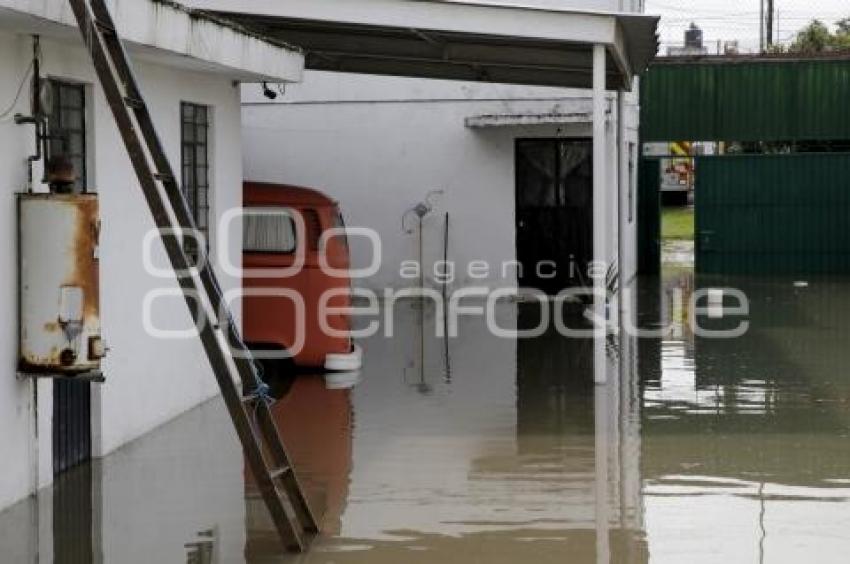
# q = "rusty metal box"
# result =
<box><xmin>18</xmin><ymin>193</ymin><xmax>104</xmax><ymax>376</ymax></box>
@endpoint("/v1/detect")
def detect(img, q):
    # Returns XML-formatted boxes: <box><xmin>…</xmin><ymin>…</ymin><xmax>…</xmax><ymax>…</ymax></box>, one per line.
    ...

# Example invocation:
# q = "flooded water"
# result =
<box><xmin>3</xmin><ymin>267</ymin><xmax>850</xmax><ymax>563</ymax></box>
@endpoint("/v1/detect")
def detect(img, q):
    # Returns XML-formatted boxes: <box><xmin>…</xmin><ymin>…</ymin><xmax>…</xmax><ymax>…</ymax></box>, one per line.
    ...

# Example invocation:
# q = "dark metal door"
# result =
<box><xmin>515</xmin><ymin>138</ymin><xmax>593</xmax><ymax>294</ymax></box>
<box><xmin>53</xmin><ymin>379</ymin><xmax>92</xmax><ymax>476</ymax></box>
<box><xmin>53</xmin><ymin>464</ymin><xmax>96</xmax><ymax>564</ymax></box>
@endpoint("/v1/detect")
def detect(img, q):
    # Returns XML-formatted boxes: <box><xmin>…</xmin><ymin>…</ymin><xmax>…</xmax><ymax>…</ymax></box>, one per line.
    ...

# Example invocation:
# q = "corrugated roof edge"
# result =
<box><xmin>151</xmin><ymin>0</ymin><xmax>302</xmax><ymax>54</ymax></box>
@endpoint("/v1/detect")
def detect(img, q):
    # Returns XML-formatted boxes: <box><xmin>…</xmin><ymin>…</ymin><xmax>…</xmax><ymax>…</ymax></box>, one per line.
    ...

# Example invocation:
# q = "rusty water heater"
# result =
<box><xmin>18</xmin><ymin>193</ymin><xmax>105</xmax><ymax>377</ymax></box>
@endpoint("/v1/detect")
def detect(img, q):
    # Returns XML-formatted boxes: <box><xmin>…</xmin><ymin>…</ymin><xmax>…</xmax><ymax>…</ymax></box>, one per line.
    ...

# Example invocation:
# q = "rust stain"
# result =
<box><xmin>67</xmin><ymin>195</ymin><xmax>100</xmax><ymax>325</ymax></box>
<box><xmin>20</xmin><ymin>346</ymin><xmax>62</xmax><ymax>369</ymax></box>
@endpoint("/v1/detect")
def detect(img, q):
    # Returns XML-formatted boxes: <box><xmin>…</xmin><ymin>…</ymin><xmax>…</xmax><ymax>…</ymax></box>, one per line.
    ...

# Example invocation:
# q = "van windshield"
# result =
<box><xmin>243</xmin><ymin>207</ymin><xmax>296</xmax><ymax>253</ymax></box>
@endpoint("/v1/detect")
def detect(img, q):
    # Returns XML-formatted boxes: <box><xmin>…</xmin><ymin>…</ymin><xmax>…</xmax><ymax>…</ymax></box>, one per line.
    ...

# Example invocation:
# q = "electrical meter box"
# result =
<box><xmin>18</xmin><ymin>193</ymin><xmax>105</xmax><ymax>377</ymax></box>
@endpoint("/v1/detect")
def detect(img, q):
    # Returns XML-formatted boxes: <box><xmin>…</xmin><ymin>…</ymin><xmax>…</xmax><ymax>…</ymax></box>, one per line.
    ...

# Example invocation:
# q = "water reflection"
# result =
<box><xmin>3</xmin><ymin>276</ymin><xmax>850</xmax><ymax>563</ymax></box>
<box><xmin>245</xmin><ymin>299</ymin><xmax>645</xmax><ymax>563</ymax></box>
<box><xmin>245</xmin><ymin>375</ymin><xmax>353</xmax><ymax>559</ymax></box>
<box><xmin>642</xmin><ymin>273</ymin><xmax>850</xmax><ymax>564</ymax></box>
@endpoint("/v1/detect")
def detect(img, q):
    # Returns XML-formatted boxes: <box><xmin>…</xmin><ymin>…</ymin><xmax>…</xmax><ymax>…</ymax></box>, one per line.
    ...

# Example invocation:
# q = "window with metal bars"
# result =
<box><xmin>48</xmin><ymin>80</ymin><xmax>87</xmax><ymax>192</ymax></box>
<box><xmin>181</xmin><ymin>102</ymin><xmax>211</xmax><ymax>259</ymax></box>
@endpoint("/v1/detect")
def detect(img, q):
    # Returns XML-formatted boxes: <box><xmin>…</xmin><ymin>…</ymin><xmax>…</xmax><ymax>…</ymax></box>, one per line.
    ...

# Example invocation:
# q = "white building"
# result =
<box><xmin>0</xmin><ymin>0</ymin><xmax>301</xmax><ymax>512</ymax></box>
<box><xmin>242</xmin><ymin>73</ymin><xmax>642</xmax><ymax>291</ymax></box>
<box><xmin>197</xmin><ymin>0</ymin><xmax>654</xmax><ymax>295</ymax></box>
<box><xmin>0</xmin><ymin>0</ymin><xmax>657</xmax><ymax>522</ymax></box>
<box><xmin>185</xmin><ymin>0</ymin><xmax>658</xmax><ymax>397</ymax></box>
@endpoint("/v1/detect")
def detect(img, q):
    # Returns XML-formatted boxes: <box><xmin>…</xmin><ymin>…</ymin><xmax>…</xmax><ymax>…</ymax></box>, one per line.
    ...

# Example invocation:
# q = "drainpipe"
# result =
<box><xmin>617</xmin><ymin>90</ymin><xmax>626</xmax><ymax>323</ymax></box>
<box><xmin>592</xmin><ymin>44</ymin><xmax>607</xmax><ymax>386</ymax></box>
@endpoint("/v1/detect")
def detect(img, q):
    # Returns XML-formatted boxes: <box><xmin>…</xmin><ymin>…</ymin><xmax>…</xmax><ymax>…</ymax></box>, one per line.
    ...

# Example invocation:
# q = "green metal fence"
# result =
<box><xmin>696</xmin><ymin>153</ymin><xmax>850</xmax><ymax>274</ymax></box>
<box><xmin>641</xmin><ymin>59</ymin><xmax>850</xmax><ymax>143</ymax></box>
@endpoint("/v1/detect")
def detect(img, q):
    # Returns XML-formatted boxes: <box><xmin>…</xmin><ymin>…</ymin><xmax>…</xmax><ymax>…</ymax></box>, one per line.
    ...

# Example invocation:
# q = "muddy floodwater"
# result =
<box><xmin>3</xmin><ymin>269</ymin><xmax>850</xmax><ymax>563</ymax></box>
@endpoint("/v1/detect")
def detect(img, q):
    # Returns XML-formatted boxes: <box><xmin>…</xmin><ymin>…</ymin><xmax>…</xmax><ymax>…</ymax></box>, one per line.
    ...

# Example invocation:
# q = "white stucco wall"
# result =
<box><xmin>0</xmin><ymin>30</ymin><xmax>245</xmax><ymax>511</ymax></box>
<box><xmin>0</xmin><ymin>30</ymin><xmax>42</xmax><ymax>515</ymax></box>
<box><xmin>242</xmin><ymin>71</ymin><xmax>640</xmax><ymax>292</ymax></box>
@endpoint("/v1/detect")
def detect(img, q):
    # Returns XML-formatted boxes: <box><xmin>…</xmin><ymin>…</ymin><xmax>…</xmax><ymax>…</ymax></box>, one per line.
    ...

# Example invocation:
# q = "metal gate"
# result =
<box><xmin>696</xmin><ymin>153</ymin><xmax>850</xmax><ymax>274</ymax></box>
<box><xmin>53</xmin><ymin>379</ymin><xmax>92</xmax><ymax>476</ymax></box>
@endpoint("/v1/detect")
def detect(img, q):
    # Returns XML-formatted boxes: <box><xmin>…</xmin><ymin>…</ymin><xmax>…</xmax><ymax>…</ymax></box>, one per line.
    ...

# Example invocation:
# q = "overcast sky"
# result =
<box><xmin>645</xmin><ymin>0</ymin><xmax>850</xmax><ymax>52</ymax></box>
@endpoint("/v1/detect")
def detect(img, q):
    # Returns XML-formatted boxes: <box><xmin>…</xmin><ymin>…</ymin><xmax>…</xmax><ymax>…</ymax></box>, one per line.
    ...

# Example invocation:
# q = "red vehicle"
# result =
<box><xmin>242</xmin><ymin>181</ymin><xmax>361</xmax><ymax>374</ymax></box>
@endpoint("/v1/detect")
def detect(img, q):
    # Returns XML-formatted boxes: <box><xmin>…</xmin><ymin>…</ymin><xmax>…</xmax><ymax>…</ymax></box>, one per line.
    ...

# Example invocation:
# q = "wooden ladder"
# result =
<box><xmin>66</xmin><ymin>0</ymin><xmax>318</xmax><ymax>552</ymax></box>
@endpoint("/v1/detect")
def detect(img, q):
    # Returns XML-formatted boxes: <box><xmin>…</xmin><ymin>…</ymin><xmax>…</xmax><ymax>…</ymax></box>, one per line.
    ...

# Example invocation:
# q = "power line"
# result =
<box><xmin>648</xmin><ymin>0</ymin><xmax>850</xmax><ymax>53</ymax></box>
<box><xmin>0</xmin><ymin>60</ymin><xmax>34</xmax><ymax>122</ymax></box>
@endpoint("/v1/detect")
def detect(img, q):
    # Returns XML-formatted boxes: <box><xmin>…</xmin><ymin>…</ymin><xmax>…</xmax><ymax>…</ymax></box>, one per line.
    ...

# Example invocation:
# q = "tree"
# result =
<box><xmin>788</xmin><ymin>17</ymin><xmax>850</xmax><ymax>53</ymax></box>
<box><xmin>834</xmin><ymin>19</ymin><xmax>850</xmax><ymax>50</ymax></box>
<box><xmin>790</xmin><ymin>20</ymin><xmax>832</xmax><ymax>53</ymax></box>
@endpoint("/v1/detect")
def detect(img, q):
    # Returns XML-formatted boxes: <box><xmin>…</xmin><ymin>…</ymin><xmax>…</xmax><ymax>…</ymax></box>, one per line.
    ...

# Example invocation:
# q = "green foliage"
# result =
<box><xmin>789</xmin><ymin>17</ymin><xmax>850</xmax><ymax>53</ymax></box>
<box><xmin>662</xmin><ymin>207</ymin><xmax>694</xmax><ymax>241</ymax></box>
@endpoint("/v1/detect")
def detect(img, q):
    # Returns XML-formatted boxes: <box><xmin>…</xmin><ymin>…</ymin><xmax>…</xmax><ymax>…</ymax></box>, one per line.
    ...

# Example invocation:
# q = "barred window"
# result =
<box><xmin>181</xmin><ymin>102</ymin><xmax>210</xmax><ymax>258</ymax></box>
<box><xmin>48</xmin><ymin>80</ymin><xmax>87</xmax><ymax>192</ymax></box>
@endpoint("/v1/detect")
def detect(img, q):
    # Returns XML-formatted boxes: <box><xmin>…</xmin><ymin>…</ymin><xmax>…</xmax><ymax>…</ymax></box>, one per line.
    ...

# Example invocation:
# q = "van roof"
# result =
<box><xmin>243</xmin><ymin>181</ymin><xmax>338</xmax><ymax>207</ymax></box>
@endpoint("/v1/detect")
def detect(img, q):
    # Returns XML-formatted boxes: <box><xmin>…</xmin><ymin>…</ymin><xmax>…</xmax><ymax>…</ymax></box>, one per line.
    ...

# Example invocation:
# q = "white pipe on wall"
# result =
<box><xmin>592</xmin><ymin>43</ymin><xmax>607</xmax><ymax>386</ymax></box>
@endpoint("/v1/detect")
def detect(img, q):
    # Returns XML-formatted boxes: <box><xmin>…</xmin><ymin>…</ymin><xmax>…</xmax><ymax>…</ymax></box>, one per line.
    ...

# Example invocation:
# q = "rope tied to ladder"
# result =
<box><xmin>243</xmin><ymin>379</ymin><xmax>274</xmax><ymax>408</ymax></box>
<box><xmin>205</xmin><ymin>264</ymin><xmax>275</xmax><ymax>409</ymax></box>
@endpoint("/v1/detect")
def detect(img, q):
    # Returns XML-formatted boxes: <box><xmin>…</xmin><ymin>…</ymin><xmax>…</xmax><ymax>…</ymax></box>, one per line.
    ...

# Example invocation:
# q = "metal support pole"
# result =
<box><xmin>766</xmin><ymin>0</ymin><xmax>775</xmax><ymax>47</ymax></box>
<box><xmin>594</xmin><ymin>382</ymin><xmax>611</xmax><ymax>564</ymax></box>
<box><xmin>593</xmin><ymin>44</ymin><xmax>608</xmax><ymax>386</ymax></box>
<box><xmin>617</xmin><ymin>90</ymin><xmax>627</xmax><ymax>326</ymax></box>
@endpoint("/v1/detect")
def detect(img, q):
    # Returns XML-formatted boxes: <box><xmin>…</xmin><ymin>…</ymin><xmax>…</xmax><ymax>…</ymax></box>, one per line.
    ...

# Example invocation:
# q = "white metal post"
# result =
<box><xmin>593</xmin><ymin>43</ymin><xmax>608</xmax><ymax>386</ymax></box>
<box><xmin>618</xmin><ymin>90</ymin><xmax>627</xmax><ymax>317</ymax></box>
<box><xmin>594</xmin><ymin>373</ymin><xmax>612</xmax><ymax>564</ymax></box>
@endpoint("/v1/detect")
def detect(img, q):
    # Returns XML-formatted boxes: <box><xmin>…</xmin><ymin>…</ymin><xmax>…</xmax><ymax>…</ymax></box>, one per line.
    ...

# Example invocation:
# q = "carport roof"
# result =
<box><xmin>189</xmin><ymin>0</ymin><xmax>659</xmax><ymax>90</ymax></box>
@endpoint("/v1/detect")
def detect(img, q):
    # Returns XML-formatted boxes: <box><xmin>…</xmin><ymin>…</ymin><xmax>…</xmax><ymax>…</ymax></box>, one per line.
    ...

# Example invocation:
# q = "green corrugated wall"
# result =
<box><xmin>696</xmin><ymin>154</ymin><xmax>850</xmax><ymax>274</ymax></box>
<box><xmin>641</xmin><ymin>59</ymin><xmax>850</xmax><ymax>142</ymax></box>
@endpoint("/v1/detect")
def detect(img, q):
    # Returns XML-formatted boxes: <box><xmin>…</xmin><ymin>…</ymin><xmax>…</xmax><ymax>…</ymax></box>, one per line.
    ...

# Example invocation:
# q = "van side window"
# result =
<box><xmin>243</xmin><ymin>208</ymin><xmax>296</xmax><ymax>253</ymax></box>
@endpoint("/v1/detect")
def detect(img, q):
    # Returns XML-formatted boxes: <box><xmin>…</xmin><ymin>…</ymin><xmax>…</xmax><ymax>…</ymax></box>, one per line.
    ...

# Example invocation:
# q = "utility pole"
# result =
<box><xmin>766</xmin><ymin>0</ymin><xmax>775</xmax><ymax>47</ymax></box>
<box><xmin>760</xmin><ymin>0</ymin><xmax>765</xmax><ymax>52</ymax></box>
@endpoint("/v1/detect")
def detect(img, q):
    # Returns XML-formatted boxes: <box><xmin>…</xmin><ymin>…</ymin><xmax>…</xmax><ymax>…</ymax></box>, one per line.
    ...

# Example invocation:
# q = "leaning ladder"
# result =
<box><xmin>66</xmin><ymin>0</ymin><xmax>318</xmax><ymax>552</ymax></box>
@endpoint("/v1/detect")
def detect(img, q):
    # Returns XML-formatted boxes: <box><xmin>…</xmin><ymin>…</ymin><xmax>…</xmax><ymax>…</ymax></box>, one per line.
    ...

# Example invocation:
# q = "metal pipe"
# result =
<box><xmin>592</xmin><ymin>44</ymin><xmax>608</xmax><ymax>386</ymax></box>
<box><xmin>617</xmin><ymin>90</ymin><xmax>626</xmax><ymax>325</ymax></box>
<box><xmin>419</xmin><ymin>214</ymin><xmax>424</xmax><ymax>297</ymax></box>
<box><xmin>442</xmin><ymin>212</ymin><xmax>451</xmax><ymax>382</ymax></box>
<box><xmin>32</xmin><ymin>36</ymin><xmax>40</xmax><ymax>117</ymax></box>
<box><xmin>14</xmin><ymin>36</ymin><xmax>46</xmax><ymax>192</ymax></box>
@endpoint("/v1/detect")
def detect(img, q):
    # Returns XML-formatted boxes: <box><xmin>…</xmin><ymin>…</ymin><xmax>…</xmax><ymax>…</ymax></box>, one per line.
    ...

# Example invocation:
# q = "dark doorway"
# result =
<box><xmin>53</xmin><ymin>463</ymin><xmax>96</xmax><ymax>564</ymax></box>
<box><xmin>515</xmin><ymin>138</ymin><xmax>593</xmax><ymax>294</ymax></box>
<box><xmin>53</xmin><ymin>379</ymin><xmax>92</xmax><ymax>476</ymax></box>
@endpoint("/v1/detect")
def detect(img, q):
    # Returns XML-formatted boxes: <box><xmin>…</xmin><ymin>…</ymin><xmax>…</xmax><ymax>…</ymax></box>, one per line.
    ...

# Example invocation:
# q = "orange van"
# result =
<box><xmin>242</xmin><ymin>181</ymin><xmax>361</xmax><ymax>374</ymax></box>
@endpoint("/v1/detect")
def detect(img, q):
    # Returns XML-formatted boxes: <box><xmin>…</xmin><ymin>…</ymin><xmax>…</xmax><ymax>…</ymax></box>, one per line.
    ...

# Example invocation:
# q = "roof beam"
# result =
<box><xmin>182</xmin><ymin>0</ymin><xmax>658</xmax><ymax>89</ymax></box>
<box><xmin>190</xmin><ymin>0</ymin><xmax>617</xmax><ymax>44</ymax></box>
